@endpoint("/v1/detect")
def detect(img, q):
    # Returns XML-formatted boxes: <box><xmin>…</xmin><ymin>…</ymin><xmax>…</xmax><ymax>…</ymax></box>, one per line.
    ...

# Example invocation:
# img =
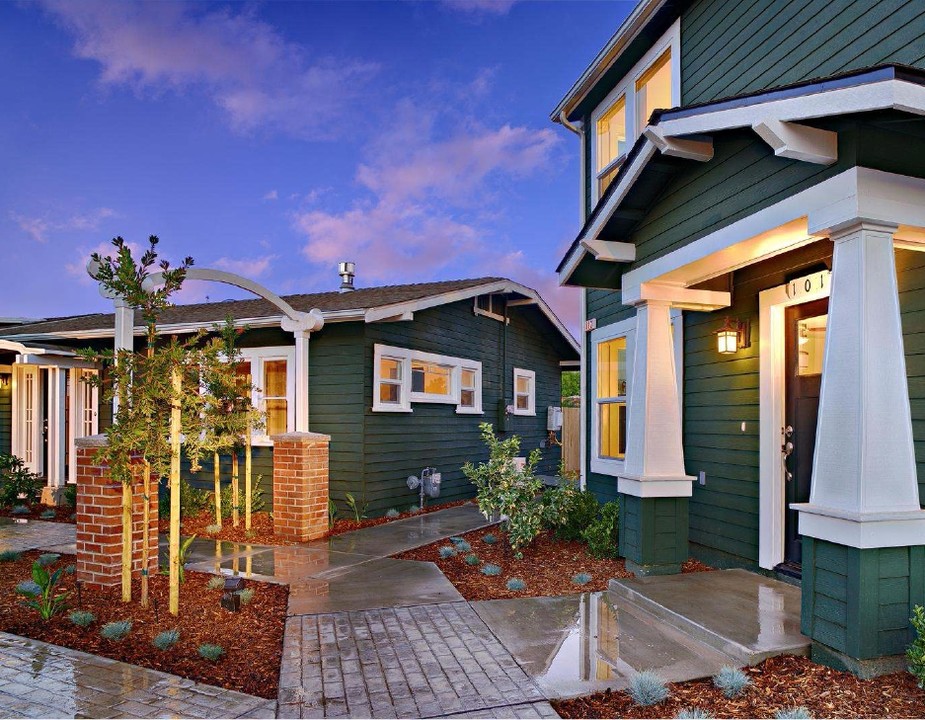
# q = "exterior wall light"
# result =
<box><xmin>716</xmin><ymin>317</ymin><xmax>750</xmax><ymax>355</ymax></box>
<box><xmin>0</xmin><ymin>375</ymin><xmax>8</xmax><ymax>388</ymax></box>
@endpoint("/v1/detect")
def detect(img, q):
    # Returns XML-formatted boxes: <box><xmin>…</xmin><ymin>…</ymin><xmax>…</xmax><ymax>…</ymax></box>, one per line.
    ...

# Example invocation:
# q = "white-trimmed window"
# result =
<box><xmin>512</xmin><ymin>368</ymin><xmax>535</xmax><ymax>416</ymax></box>
<box><xmin>373</xmin><ymin>344</ymin><xmax>482</xmax><ymax>414</ymax></box>
<box><xmin>590</xmin><ymin>312</ymin><xmax>683</xmax><ymax>476</ymax></box>
<box><xmin>237</xmin><ymin>346</ymin><xmax>295</xmax><ymax>444</ymax></box>
<box><xmin>591</xmin><ymin>19</ymin><xmax>680</xmax><ymax>203</ymax></box>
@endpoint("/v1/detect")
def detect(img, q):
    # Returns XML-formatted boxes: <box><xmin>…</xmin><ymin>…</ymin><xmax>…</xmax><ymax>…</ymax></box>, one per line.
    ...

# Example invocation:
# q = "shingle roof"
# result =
<box><xmin>2</xmin><ymin>277</ymin><xmax>508</xmax><ymax>337</ymax></box>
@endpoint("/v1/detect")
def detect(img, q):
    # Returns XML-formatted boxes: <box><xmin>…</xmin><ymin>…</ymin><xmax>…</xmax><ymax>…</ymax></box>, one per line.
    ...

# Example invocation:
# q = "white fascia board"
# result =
<box><xmin>658</xmin><ymin>78</ymin><xmax>925</xmax><ymax>138</ymax></box>
<box><xmin>622</xmin><ymin>283</ymin><xmax>731</xmax><ymax>311</ymax></box>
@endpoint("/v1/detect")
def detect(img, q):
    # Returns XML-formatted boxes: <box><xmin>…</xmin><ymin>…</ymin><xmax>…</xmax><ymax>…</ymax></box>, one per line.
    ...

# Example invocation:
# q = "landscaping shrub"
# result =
<box><xmin>16</xmin><ymin>580</ymin><xmax>41</xmax><ymax>597</ymax></box>
<box><xmin>18</xmin><ymin>561</ymin><xmax>68</xmax><ymax>620</ymax></box>
<box><xmin>455</xmin><ymin>541</ymin><xmax>472</xmax><ymax>553</ymax></box>
<box><xmin>713</xmin><ymin>666</ymin><xmax>751</xmax><ymax>698</ymax></box>
<box><xmin>0</xmin><ymin>453</ymin><xmax>41</xmax><ymax>508</ymax></box>
<box><xmin>68</xmin><ymin>610</ymin><xmax>95</xmax><ymax>628</ymax></box>
<box><xmin>541</xmin><ymin>481</ymin><xmax>601</xmax><ymax>541</ymax></box>
<box><xmin>62</xmin><ymin>484</ymin><xmax>77</xmax><ymax>509</ymax></box>
<box><xmin>464</xmin><ymin>554</ymin><xmax>480</xmax><ymax>566</ymax></box>
<box><xmin>439</xmin><ymin>546</ymin><xmax>457</xmax><ymax>559</ymax></box>
<box><xmin>11</xmin><ymin>505</ymin><xmax>29</xmax><ymax>515</ymax></box>
<box><xmin>237</xmin><ymin>588</ymin><xmax>255</xmax><ymax>605</ymax></box>
<box><xmin>344</xmin><ymin>492</ymin><xmax>368</xmax><ymax>521</ymax></box>
<box><xmin>462</xmin><ymin>423</ymin><xmax>544</xmax><ymax>551</ymax></box>
<box><xmin>39</xmin><ymin>509</ymin><xmax>56</xmax><ymax>520</ymax></box>
<box><xmin>409</xmin><ymin>504</ymin><xmax>420</xmax><ymax>513</ymax></box>
<box><xmin>774</xmin><ymin>708</ymin><xmax>812</xmax><ymax>719</ymax></box>
<box><xmin>179</xmin><ymin>478</ymin><xmax>211</xmax><ymax>517</ymax></box>
<box><xmin>908</xmin><ymin>605</ymin><xmax>925</xmax><ymax>688</ymax></box>
<box><xmin>64</xmin><ymin>564</ymin><xmax>76</xmax><ymax>575</ymax></box>
<box><xmin>581</xmin><ymin>500</ymin><xmax>620</xmax><ymax>559</ymax></box>
<box><xmin>204</xmin><ymin>524</ymin><xmax>221</xmax><ymax>535</ymax></box>
<box><xmin>481</xmin><ymin>563</ymin><xmax>502</xmax><ymax>576</ymax></box>
<box><xmin>449</xmin><ymin>536</ymin><xmax>465</xmax><ymax>545</ymax></box>
<box><xmin>218</xmin><ymin>476</ymin><xmax>266</xmax><ymax>519</ymax></box>
<box><xmin>506</xmin><ymin>578</ymin><xmax>526</xmax><ymax>591</ymax></box>
<box><xmin>37</xmin><ymin>553</ymin><xmax>60</xmax><ymax>567</ymax></box>
<box><xmin>153</xmin><ymin>629</ymin><xmax>180</xmax><ymax>650</ymax></box>
<box><xmin>676</xmin><ymin>709</ymin><xmax>711</xmax><ymax>719</ymax></box>
<box><xmin>571</xmin><ymin>572</ymin><xmax>592</xmax><ymax>585</ymax></box>
<box><xmin>0</xmin><ymin>550</ymin><xmax>21</xmax><ymax>562</ymax></box>
<box><xmin>385</xmin><ymin>508</ymin><xmax>400</xmax><ymax>519</ymax></box>
<box><xmin>101</xmin><ymin>620</ymin><xmax>132</xmax><ymax>641</ymax></box>
<box><xmin>481</xmin><ymin>533</ymin><xmax>497</xmax><ymax>545</ymax></box>
<box><xmin>628</xmin><ymin>671</ymin><xmax>669</xmax><ymax>706</ymax></box>
<box><xmin>207</xmin><ymin>576</ymin><xmax>225</xmax><ymax>590</ymax></box>
<box><xmin>198</xmin><ymin>643</ymin><xmax>225</xmax><ymax>661</ymax></box>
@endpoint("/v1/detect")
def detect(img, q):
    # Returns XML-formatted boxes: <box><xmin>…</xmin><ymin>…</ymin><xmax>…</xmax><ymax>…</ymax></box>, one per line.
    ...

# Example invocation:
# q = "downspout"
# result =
<box><xmin>558</xmin><ymin>110</ymin><xmax>583</xmax><ymax>136</ymax></box>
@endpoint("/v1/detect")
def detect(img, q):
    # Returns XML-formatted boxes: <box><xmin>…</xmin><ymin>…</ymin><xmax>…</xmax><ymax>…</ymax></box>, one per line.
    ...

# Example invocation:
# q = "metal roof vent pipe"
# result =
<box><xmin>338</xmin><ymin>261</ymin><xmax>356</xmax><ymax>292</ymax></box>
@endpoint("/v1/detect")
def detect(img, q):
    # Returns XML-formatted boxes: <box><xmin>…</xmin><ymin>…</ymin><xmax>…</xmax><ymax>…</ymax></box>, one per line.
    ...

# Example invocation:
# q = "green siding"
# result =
<box><xmin>182</xmin><ymin>449</ymin><xmax>274</xmax><ymax>514</ymax></box>
<box><xmin>619</xmin><ymin>495</ymin><xmax>689</xmax><ymax>574</ymax></box>
<box><xmin>0</xmin><ymin>374</ymin><xmax>10</xmax><ymax>455</ymax></box>
<box><xmin>363</xmin><ymin>300</ymin><xmax>565</xmax><ymax>516</ymax></box>
<box><xmin>681</xmin><ymin>0</ymin><xmax>925</xmax><ymax>107</ymax></box>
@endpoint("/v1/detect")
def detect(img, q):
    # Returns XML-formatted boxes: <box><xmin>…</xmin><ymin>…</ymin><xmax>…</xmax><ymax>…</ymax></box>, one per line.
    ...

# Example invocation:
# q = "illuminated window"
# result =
<box><xmin>635</xmin><ymin>48</ymin><xmax>672</xmax><ymax>131</ymax></box>
<box><xmin>460</xmin><ymin>368</ymin><xmax>478</xmax><ymax>410</ymax></box>
<box><xmin>596</xmin><ymin>338</ymin><xmax>627</xmax><ymax>460</ymax></box>
<box><xmin>236</xmin><ymin>347</ymin><xmax>295</xmax><ymax>444</ymax></box>
<box><xmin>512</xmin><ymin>368</ymin><xmax>535</xmax><ymax>416</ymax></box>
<box><xmin>596</xmin><ymin>96</ymin><xmax>626</xmax><ymax>196</ymax></box>
<box><xmin>412</xmin><ymin>361</ymin><xmax>452</xmax><ymax>399</ymax></box>
<box><xmin>373</xmin><ymin>344</ymin><xmax>482</xmax><ymax>414</ymax></box>
<box><xmin>263</xmin><ymin>359</ymin><xmax>288</xmax><ymax>437</ymax></box>
<box><xmin>378</xmin><ymin>357</ymin><xmax>403</xmax><ymax>405</ymax></box>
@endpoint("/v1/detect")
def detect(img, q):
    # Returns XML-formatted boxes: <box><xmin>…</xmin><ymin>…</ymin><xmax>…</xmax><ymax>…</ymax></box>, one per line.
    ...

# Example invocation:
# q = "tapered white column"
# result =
<box><xmin>796</xmin><ymin>220</ymin><xmax>925</xmax><ymax>547</ymax></box>
<box><xmin>111</xmin><ymin>297</ymin><xmax>134</xmax><ymax>416</ymax></box>
<box><xmin>618</xmin><ymin>299</ymin><xmax>694</xmax><ymax>497</ymax></box>
<box><xmin>293</xmin><ymin>330</ymin><xmax>310</xmax><ymax>433</ymax></box>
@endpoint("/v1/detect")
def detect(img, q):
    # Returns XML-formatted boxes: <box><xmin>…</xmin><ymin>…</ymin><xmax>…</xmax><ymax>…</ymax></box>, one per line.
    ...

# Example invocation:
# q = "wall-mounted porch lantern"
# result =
<box><xmin>716</xmin><ymin>317</ymin><xmax>750</xmax><ymax>355</ymax></box>
<box><xmin>0</xmin><ymin>375</ymin><xmax>9</xmax><ymax>388</ymax></box>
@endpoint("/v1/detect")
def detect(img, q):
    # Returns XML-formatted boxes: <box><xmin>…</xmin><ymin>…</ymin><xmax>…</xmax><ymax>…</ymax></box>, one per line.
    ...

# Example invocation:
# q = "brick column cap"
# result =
<box><xmin>271</xmin><ymin>431</ymin><xmax>331</xmax><ymax>443</ymax></box>
<box><xmin>75</xmin><ymin>434</ymin><xmax>109</xmax><ymax>449</ymax></box>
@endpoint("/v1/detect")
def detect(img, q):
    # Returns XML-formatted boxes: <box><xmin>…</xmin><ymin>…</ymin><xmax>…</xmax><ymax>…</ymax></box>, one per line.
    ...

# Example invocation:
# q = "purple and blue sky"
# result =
<box><xmin>1</xmin><ymin>1</ymin><xmax>632</xmax><ymax>332</ymax></box>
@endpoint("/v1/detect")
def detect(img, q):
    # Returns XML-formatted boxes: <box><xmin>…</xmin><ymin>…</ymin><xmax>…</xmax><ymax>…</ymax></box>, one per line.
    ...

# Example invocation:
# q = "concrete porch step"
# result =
<box><xmin>608</xmin><ymin>568</ymin><xmax>810</xmax><ymax>666</ymax></box>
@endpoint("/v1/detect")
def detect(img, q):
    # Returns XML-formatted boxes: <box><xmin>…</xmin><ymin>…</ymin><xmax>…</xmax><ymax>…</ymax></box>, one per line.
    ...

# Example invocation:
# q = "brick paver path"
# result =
<box><xmin>279</xmin><ymin>603</ymin><xmax>555</xmax><ymax>719</ymax></box>
<box><xmin>0</xmin><ymin>632</ymin><xmax>275</xmax><ymax>719</ymax></box>
<box><xmin>0</xmin><ymin>519</ymin><xmax>76</xmax><ymax>554</ymax></box>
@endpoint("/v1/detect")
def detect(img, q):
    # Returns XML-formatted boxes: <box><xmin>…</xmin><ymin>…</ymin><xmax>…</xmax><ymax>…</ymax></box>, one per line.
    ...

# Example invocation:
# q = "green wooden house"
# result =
<box><xmin>0</xmin><ymin>277</ymin><xmax>577</xmax><ymax>516</ymax></box>
<box><xmin>554</xmin><ymin>0</ymin><xmax>925</xmax><ymax>675</ymax></box>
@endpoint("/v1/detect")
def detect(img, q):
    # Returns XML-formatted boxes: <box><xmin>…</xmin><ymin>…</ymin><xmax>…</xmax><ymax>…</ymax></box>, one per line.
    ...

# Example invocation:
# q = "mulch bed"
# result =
<box><xmin>552</xmin><ymin>655</ymin><xmax>925</xmax><ymax>719</ymax></box>
<box><xmin>0</xmin><ymin>505</ymin><xmax>75</xmax><ymax>524</ymax></box>
<box><xmin>327</xmin><ymin>499</ymin><xmax>472</xmax><ymax>537</ymax></box>
<box><xmin>159</xmin><ymin>510</ymin><xmax>302</xmax><ymax>547</ymax></box>
<box><xmin>0</xmin><ymin>550</ymin><xmax>287</xmax><ymax>698</ymax></box>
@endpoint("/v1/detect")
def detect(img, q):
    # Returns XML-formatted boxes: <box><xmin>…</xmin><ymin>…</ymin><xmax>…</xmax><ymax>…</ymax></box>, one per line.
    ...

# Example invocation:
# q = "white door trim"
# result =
<box><xmin>758</xmin><ymin>269</ymin><xmax>831</xmax><ymax>570</ymax></box>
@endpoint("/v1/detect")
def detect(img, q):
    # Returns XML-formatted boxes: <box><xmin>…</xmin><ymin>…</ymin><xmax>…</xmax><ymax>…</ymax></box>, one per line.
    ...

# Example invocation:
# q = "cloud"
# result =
<box><xmin>214</xmin><ymin>254</ymin><xmax>277</xmax><ymax>278</ymax></box>
<box><xmin>262</xmin><ymin>190</ymin><xmax>278</xmax><ymax>201</ymax></box>
<box><xmin>65</xmin><ymin>238</ymin><xmax>139</xmax><ymax>282</ymax></box>
<box><xmin>39</xmin><ymin>1</ymin><xmax>379</xmax><ymax>139</ymax></box>
<box><xmin>11</xmin><ymin>207</ymin><xmax>117</xmax><ymax>243</ymax></box>
<box><xmin>440</xmin><ymin>0</ymin><xmax>518</xmax><ymax>16</ymax></box>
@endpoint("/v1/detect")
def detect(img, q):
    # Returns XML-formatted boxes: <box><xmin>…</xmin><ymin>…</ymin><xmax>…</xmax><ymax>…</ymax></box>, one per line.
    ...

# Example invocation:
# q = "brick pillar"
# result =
<box><xmin>272</xmin><ymin>432</ymin><xmax>330</xmax><ymax>542</ymax></box>
<box><xmin>75</xmin><ymin>435</ymin><xmax>159</xmax><ymax>588</ymax></box>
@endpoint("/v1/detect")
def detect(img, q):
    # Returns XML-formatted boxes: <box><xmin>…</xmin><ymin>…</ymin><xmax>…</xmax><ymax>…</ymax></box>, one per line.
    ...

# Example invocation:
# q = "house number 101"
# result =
<box><xmin>785</xmin><ymin>271</ymin><xmax>830</xmax><ymax>301</ymax></box>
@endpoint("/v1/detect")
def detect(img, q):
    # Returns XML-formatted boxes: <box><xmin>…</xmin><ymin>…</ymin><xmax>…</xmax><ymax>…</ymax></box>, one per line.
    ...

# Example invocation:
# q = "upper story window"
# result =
<box><xmin>590</xmin><ymin>20</ymin><xmax>680</xmax><ymax>203</ymax></box>
<box><xmin>373</xmin><ymin>344</ymin><xmax>482</xmax><ymax>414</ymax></box>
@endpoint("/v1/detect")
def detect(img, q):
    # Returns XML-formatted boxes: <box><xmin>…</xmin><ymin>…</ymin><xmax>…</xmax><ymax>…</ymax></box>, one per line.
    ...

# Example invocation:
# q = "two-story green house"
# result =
<box><xmin>555</xmin><ymin>0</ymin><xmax>925</xmax><ymax>675</ymax></box>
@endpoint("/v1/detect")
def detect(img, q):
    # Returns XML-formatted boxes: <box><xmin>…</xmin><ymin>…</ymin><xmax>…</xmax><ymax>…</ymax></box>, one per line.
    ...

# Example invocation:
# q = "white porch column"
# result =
<box><xmin>111</xmin><ymin>297</ymin><xmax>134</xmax><ymax>417</ymax></box>
<box><xmin>48</xmin><ymin>367</ymin><xmax>67</xmax><ymax>487</ymax></box>
<box><xmin>293</xmin><ymin>329</ymin><xmax>310</xmax><ymax>433</ymax></box>
<box><xmin>618</xmin><ymin>299</ymin><xmax>694</xmax><ymax>497</ymax></box>
<box><xmin>795</xmin><ymin>220</ymin><xmax>925</xmax><ymax>547</ymax></box>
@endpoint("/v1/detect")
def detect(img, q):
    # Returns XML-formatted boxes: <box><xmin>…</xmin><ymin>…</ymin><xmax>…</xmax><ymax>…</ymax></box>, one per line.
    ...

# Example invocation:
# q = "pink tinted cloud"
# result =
<box><xmin>40</xmin><ymin>1</ymin><xmax>378</xmax><ymax>139</ymax></box>
<box><xmin>12</xmin><ymin>207</ymin><xmax>116</xmax><ymax>244</ymax></box>
<box><xmin>440</xmin><ymin>0</ymin><xmax>518</xmax><ymax>16</ymax></box>
<box><xmin>214</xmin><ymin>254</ymin><xmax>277</xmax><ymax>278</ymax></box>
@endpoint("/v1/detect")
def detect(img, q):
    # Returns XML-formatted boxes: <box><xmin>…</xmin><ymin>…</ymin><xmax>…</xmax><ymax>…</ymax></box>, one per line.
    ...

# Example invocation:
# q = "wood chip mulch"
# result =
<box><xmin>552</xmin><ymin>654</ymin><xmax>925</xmax><ymax>719</ymax></box>
<box><xmin>0</xmin><ymin>551</ymin><xmax>287</xmax><ymax>698</ymax></box>
<box><xmin>0</xmin><ymin>505</ymin><xmax>75</xmax><ymax>524</ymax></box>
<box><xmin>394</xmin><ymin>526</ymin><xmax>639</xmax><ymax>600</ymax></box>
<box><xmin>159</xmin><ymin>510</ymin><xmax>302</xmax><ymax>546</ymax></box>
<box><xmin>326</xmin><ymin>499</ymin><xmax>472</xmax><ymax>537</ymax></box>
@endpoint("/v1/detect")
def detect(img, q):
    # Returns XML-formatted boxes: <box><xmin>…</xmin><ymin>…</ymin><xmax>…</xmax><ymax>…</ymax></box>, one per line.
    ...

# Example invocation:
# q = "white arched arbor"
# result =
<box><xmin>96</xmin><ymin>267</ymin><xmax>324</xmax><ymax>433</ymax></box>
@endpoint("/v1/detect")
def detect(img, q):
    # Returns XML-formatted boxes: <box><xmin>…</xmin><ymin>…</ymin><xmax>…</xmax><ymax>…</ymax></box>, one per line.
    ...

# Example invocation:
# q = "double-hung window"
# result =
<box><xmin>590</xmin><ymin>19</ymin><xmax>679</xmax><ymax>203</ymax></box>
<box><xmin>512</xmin><ymin>368</ymin><xmax>535</xmax><ymax>416</ymax></box>
<box><xmin>373</xmin><ymin>344</ymin><xmax>482</xmax><ymax>414</ymax></box>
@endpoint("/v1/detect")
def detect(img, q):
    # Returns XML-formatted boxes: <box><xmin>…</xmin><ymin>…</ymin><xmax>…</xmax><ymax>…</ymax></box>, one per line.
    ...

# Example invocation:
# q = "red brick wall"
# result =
<box><xmin>75</xmin><ymin>438</ymin><xmax>158</xmax><ymax>588</ymax></box>
<box><xmin>272</xmin><ymin>432</ymin><xmax>330</xmax><ymax>542</ymax></box>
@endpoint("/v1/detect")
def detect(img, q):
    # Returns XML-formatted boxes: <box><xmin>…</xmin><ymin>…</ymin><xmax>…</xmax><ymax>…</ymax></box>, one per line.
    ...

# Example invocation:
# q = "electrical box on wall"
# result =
<box><xmin>547</xmin><ymin>406</ymin><xmax>563</xmax><ymax>431</ymax></box>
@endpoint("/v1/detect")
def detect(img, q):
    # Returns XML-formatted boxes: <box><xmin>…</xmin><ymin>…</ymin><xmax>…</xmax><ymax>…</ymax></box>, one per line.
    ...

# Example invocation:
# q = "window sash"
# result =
<box><xmin>373</xmin><ymin>344</ymin><xmax>482</xmax><ymax>413</ymax></box>
<box><xmin>511</xmin><ymin>368</ymin><xmax>535</xmax><ymax>416</ymax></box>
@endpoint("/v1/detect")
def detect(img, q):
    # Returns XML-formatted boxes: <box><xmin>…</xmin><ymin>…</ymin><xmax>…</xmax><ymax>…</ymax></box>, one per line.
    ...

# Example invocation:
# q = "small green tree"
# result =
<box><xmin>462</xmin><ymin>423</ymin><xmax>544</xmax><ymax>551</ymax></box>
<box><xmin>908</xmin><ymin>605</ymin><xmax>925</xmax><ymax>687</ymax></box>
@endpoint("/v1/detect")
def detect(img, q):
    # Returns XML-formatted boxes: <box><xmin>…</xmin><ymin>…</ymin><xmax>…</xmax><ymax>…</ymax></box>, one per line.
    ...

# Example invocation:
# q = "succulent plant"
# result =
<box><xmin>68</xmin><ymin>610</ymin><xmax>96</xmax><ymax>628</ymax></box>
<box><xmin>438</xmin><ymin>546</ymin><xmax>457</xmax><ymax>559</ymax></box>
<box><xmin>455</xmin><ymin>541</ymin><xmax>472</xmax><ymax>553</ymax></box>
<box><xmin>153</xmin><ymin>629</ymin><xmax>180</xmax><ymax>650</ymax></box>
<box><xmin>207</xmin><ymin>576</ymin><xmax>225</xmax><ymax>590</ymax></box>
<box><xmin>676</xmin><ymin>709</ymin><xmax>711</xmax><ymax>719</ymax></box>
<box><xmin>100</xmin><ymin>620</ymin><xmax>132</xmax><ymax>641</ymax></box>
<box><xmin>15</xmin><ymin>580</ymin><xmax>41</xmax><ymax>597</ymax></box>
<box><xmin>39</xmin><ymin>509</ymin><xmax>56</xmax><ymax>520</ymax></box>
<box><xmin>774</xmin><ymin>708</ymin><xmax>812</xmax><ymax>719</ymax></box>
<box><xmin>385</xmin><ymin>508</ymin><xmax>400</xmax><ymax>519</ymax></box>
<box><xmin>628</xmin><ymin>671</ymin><xmax>669</xmax><ymax>707</ymax></box>
<box><xmin>481</xmin><ymin>533</ymin><xmax>497</xmax><ymax>545</ymax></box>
<box><xmin>204</xmin><ymin>524</ymin><xmax>221</xmax><ymax>535</ymax></box>
<box><xmin>571</xmin><ymin>572</ymin><xmax>593</xmax><ymax>585</ymax></box>
<box><xmin>506</xmin><ymin>578</ymin><xmax>527</xmax><ymax>592</ymax></box>
<box><xmin>0</xmin><ymin>550</ymin><xmax>21</xmax><ymax>562</ymax></box>
<box><xmin>198</xmin><ymin>643</ymin><xmax>225</xmax><ymax>661</ymax></box>
<box><xmin>37</xmin><ymin>553</ymin><xmax>60</xmax><ymax>567</ymax></box>
<box><xmin>11</xmin><ymin>505</ymin><xmax>30</xmax><ymax>515</ymax></box>
<box><xmin>713</xmin><ymin>666</ymin><xmax>751</xmax><ymax>698</ymax></box>
<box><xmin>236</xmin><ymin>588</ymin><xmax>255</xmax><ymax>605</ymax></box>
<box><xmin>464</xmin><ymin>554</ymin><xmax>480</xmax><ymax>566</ymax></box>
<box><xmin>481</xmin><ymin>563</ymin><xmax>502</xmax><ymax>576</ymax></box>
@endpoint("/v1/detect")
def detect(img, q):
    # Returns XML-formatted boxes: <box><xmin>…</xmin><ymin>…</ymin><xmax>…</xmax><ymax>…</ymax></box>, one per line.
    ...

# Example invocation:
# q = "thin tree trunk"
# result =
<box><xmin>121</xmin><ymin>481</ymin><xmax>132</xmax><ymax>603</ymax></box>
<box><xmin>169</xmin><ymin>366</ymin><xmax>182</xmax><ymax>616</ymax></box>
<box><xmin>140</xmin><ymin>459</ymin><xmax>151</xmax><ymax>608</ymax></box>
<box><xmin>213</xmin><ymin>452</ymin><xmax>222</xmax><ymax>528</ymax></box>
<box><xmin>245</xmin><ymin>431</ymin><xmax>252</xmax><ymax>531</ymax></box>
<box><xmin>231</xmin><ymin>451</ymin><xmax>239</xmax><ymax>528</ymax></box>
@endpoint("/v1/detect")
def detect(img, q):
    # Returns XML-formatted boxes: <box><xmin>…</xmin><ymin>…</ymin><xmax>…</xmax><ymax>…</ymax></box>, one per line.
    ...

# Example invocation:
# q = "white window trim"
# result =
<box><xmin>590</xmin><ymin>18</ymin><xmax>680</xmax><ymax>206</ymax></box>
<box><xmin>238</xmin><ymin>346</ymin><xmax>296</xmax><ymax>446</ymax></box>
<box><xmin>511</xmin><ymin>368</ymin><xmax>536</xmax><ymax>416</ymax></box>
<box><xmin>372</xmin><ymin>344</ymin><xmax>482</xmax><ymax>415</ymax></box>
<box><xmin>589</xmin><ymin>311</ymin><xmax>682</xmax><ymax>477</ymax></box>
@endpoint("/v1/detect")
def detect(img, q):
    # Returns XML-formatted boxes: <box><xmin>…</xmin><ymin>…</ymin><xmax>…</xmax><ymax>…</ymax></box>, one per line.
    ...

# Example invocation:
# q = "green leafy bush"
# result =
<box><xmin>628</xmin><ymin>671</ymin><xmax>669</xmax><ymax>706</ymax></box>
<box><xmin>62</xmin><ymin>484</ymin><xmax>77</xmax><ymax>509</ymax></box>
<box><xmin>219</xmin><ymin>477</ymin><xmax>266</xmax><ymax>519</ymax></box>
<box><xmin>18</xmin><ymin>561</ymin><xmax>69</xmax><ymax>620</ymax></box>
<box><xmin>481</xmin><ymin>563</ymin><xmax>502</xmax><ymax>576</ymax></box>
<box><xmin>0</xmin><ymin>454</ymin><xmax>41</xmax><ymax>508</ymax></box>
<box><xmin>207</xmin><ymin>576</ymin><xmax>225</xmax><ymax>590</ymax></box>
<box><xmin>153</xmin><ymin>629</ymin><xmax>180</xmax><ymax>650</ymax></box>
<box><xmin>179</xmin><ymin>479</ymin><xmax>211</xmax><ymax>517</ymax></box>
<box><xmin>571</xmin><ymin>572</ymin><xmax>592</xmax><ymax>585</ymax></box>
<box><xmin>506</xmin><ymin>578</ymin><xmax>526</xmax><ymax>591</ymax></box>
<box><xmin>462</xmin><ymin>423</ymin><xmax>544</xmax><ymax>551</ymax></box>
<box><xmin>69</xmin><ymin>610</ymin><xmax>96</xmax><ymax>628</ymax></box>
<box><xmin>713</xmin><ymin>666</ymin><xmax>751</xmax><ymax>698</ymax></box>
<box><xmin>37</xmin><ymin>553</ymin><xmax>60</xmax><ymax>567</ymax></box>
<box><xmin>581</xmin><ymin>501</ymin><xmax>620</xmax><ymax>559</ymax></box>
<box><xmin>907</xmin><ymin>605</ymin><xmax>925</xmax><ymax>687</ymax></box>
<box><xmin>0</xmin><ymin>550</ymin><xmax>21</xmax><ymax>562</ymax></box>
<box><xmin>464</xmin><ymin>554</ymin><xmax>480</xmax><ymax>566</ymax></box>
<box><xmin>101</xmin><ymin>620</ymin><xmax>132</xmax><ymax>641</ymax></box>
<box><xmin>198</xmin><ymin>643</ymin><xmax>225</xmax><ymax>661</ymax></box>
<box><xmin>236</xmin><ymin>588</ymin><xmax>255</xmax><ymax>605</ymax></box>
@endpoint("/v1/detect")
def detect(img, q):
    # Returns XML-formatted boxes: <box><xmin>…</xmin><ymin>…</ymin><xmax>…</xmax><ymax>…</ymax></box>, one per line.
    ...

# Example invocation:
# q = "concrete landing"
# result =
<box><xmin>609</xmin><ymin>568</ymin><xmax>810</xmax><ymax>665</ymax></box>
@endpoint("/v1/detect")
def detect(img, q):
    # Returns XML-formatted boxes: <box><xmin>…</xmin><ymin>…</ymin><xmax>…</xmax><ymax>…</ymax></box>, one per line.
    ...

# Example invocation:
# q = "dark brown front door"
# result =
<box><xmin>782</xmin><ymin>298</ymin><xmax>828</xmax><ymax>568</ymax></box>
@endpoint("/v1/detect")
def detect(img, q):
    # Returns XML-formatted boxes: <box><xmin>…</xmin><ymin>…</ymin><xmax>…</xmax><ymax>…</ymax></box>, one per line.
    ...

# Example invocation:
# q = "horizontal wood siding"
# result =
<box><xmin>363</xmin><ymin>300</ymin><xmax>565</xmax><ymax>516</ymax></box>
<box><xmin>681</xmin><ymin>0</ymin><xmax>925</xmax><ymax>106</ymax></box>
<box><xmin>0</xmin><ymin>375</ymin><xmax>10</xmax><ymax>455</ymax></box>
<box><xmin>684</xmin><ymin>241</ymin><xmax>833</xmax><ymax>566</ymax></box>
<box><xmin>183</xmin><ymin>448</ymin><xmax>274</xmax><ymax>514</ymax></box>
